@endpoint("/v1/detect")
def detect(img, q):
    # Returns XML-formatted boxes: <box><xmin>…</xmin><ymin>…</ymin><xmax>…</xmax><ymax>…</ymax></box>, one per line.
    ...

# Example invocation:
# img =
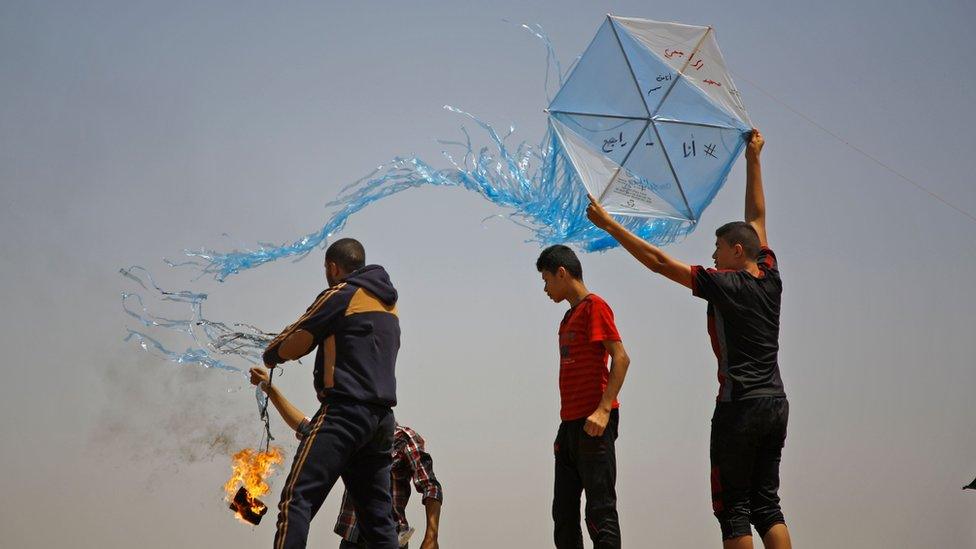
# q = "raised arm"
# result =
<box><xmin>585</xmin><ymin>194</ymin><xmax>693</xmax><ymax>289</ymax></box>
<box><xmin>744</xmin><ymin>129</ymin><xmax>768</xmax><ymax>247</ymax></box>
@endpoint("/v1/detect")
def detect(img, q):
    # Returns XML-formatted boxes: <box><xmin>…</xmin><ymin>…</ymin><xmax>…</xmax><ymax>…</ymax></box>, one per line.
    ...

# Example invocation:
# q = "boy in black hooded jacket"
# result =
<box><xmin>263</xmin><ymin>238</ymin><xmax>401</xmax><ymax>549</ymax></box>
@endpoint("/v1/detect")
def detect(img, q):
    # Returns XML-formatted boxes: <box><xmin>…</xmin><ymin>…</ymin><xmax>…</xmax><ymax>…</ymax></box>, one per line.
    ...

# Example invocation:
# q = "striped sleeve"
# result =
<box><xmin>263</xmin><ymin>284</ymin><xmax>347</xmax><ymax>366</ymax></box>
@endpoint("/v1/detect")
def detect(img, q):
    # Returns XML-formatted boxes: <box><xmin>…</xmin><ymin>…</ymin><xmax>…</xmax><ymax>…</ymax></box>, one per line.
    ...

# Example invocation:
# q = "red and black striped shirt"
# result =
<box><xmin>557</xmin><ymin>294</ymin><xmax>621</xmax><ymax>421</ymax></box>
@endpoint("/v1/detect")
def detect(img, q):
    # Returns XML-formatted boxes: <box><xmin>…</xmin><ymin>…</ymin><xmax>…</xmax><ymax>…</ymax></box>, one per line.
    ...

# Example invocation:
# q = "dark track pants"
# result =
<box><xmin>552</xmin><ymin>409</ymin><xmax>620</xmax><ymax>549</ymax></box>
<box><xmin>710</xmin><ymin>397</ymin><xmax>789</xmax><ymax>540</ymax></box>
<box><xmin>274</xmin><ymin>399</ymin><xmax>398</xmax><ymax>549</ymax></box>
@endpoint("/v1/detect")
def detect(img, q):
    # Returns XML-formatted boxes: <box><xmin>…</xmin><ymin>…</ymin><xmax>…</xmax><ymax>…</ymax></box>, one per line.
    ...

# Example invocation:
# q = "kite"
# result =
<box><xmin>548</xmin><ymin>15</ymin><xmax>752</xmax><ymax>222</ymax></box>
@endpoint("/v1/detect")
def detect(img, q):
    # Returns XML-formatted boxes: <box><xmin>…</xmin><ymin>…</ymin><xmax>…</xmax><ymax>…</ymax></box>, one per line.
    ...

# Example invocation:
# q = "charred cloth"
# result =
<box><xmin>229</xmin><ymin>486</ymin><xmax>268</xmax><ymax>525</ymax></box>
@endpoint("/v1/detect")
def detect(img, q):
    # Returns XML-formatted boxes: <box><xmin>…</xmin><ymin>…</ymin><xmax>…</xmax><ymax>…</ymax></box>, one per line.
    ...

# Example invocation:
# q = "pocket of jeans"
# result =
<box><xmin>578</xmin><ymin>430</ymin><xmax>609</xmax><ymax>459</ymax></box>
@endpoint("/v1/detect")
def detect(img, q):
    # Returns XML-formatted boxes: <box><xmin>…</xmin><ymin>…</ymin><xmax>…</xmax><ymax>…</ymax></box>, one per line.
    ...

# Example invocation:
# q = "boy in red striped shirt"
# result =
<box><xmin>537</xmin><ymin>245</ymin><xmax>631</xmax><ymax>549</ymax></box>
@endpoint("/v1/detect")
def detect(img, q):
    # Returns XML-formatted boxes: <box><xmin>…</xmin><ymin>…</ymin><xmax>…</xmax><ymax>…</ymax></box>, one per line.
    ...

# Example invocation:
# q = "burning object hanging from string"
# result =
<box><xmin>224</xmin><ymin>446</ymin><xmax>284</xmax><ymax>525</ymax></box>
<box><xmin>225</xmin><ymin>369</ymin><xmax>283</xmax><ymax>525</ymax></box>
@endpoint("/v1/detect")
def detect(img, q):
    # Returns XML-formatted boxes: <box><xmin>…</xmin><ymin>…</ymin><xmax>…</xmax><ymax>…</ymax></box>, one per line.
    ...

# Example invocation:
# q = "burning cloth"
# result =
<box><xmin>224</xmin><ymin>447</ymin><xmax>284</xmax><ymax>525</ymax></box>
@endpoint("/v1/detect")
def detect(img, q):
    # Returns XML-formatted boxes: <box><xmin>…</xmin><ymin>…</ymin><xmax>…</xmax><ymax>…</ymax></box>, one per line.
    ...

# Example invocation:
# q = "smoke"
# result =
<box><xmin>90</xmin><ymin>352</ymin><xmax>277</xmax><ymax>488</ymax></box>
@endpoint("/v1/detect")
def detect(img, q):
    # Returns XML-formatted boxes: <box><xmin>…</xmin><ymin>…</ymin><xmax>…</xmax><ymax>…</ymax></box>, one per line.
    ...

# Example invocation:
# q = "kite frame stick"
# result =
<box><xmin>652</xmin><ymin>27</ymin><xmax>713</xmax><ymax>118</ymax></box>
<box><xmin>608</xmin><ymin>14</ymin><xmax>652</xmax><ymax>118</ymax></box>
<box><xmin>652</xmin><ymin>118</ymin><xmax>739</xmax><ymax>131</ymax></box>
<box><xmin>548</xmin><ymin>110</ymin><xmax>646</xmax><ymax>121</ymax></box>
<box><xmin>650</xmin><ymin>121</ymin><xmax>696</xmax><ymax>220</ymax></box>
<box><xmin>597</xmin><ymin>119</ymin><xmax>650</xmax><ymax>204</ymax></box>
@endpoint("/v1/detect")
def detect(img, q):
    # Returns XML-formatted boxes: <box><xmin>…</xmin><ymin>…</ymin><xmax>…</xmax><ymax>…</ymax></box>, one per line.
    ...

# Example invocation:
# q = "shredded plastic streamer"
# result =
<box><xmin>121</xmin><ymin>266</ymin><xmax>274</xmax><ymax>373</ymax></box>
<box><xmin>175</xmin><ymin>24</ymin><xmax>702</xmax><ymax>282</ymax></box>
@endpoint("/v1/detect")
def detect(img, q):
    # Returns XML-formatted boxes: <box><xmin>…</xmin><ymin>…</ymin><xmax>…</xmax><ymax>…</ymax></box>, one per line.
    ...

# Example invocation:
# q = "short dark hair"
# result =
<box><xmin>715</xmin><ymin>222</ymin><xmax>760</xmax><ymax>260</ymax></box>
<box><xmin>325</xmin><ymin>238</ymin><xmax>366</xmax><ymax>272</ymax></box>
<box><xmin>536</xmin><ymin>244</ymin><xmax>583</xmax><ymax>280</ymax></box>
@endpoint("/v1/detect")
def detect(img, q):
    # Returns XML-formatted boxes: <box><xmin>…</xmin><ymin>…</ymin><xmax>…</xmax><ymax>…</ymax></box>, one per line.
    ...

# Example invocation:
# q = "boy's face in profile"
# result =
<box><xmin>712</xmin><ymin>237</ymin><xmax>745</xmax><ymax>270</ymax></box>
<box><xmin>541</xmin><ymin>269</ymin><xmax>568</xmax><ymax>303</ymax></box>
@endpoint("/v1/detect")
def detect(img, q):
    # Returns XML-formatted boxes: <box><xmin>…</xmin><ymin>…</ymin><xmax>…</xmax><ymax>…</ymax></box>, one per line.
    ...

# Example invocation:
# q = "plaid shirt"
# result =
<box><xmin>330</xmin><ymin>423</ymin><xmax>443</xmax><ymax>543</ymax></box>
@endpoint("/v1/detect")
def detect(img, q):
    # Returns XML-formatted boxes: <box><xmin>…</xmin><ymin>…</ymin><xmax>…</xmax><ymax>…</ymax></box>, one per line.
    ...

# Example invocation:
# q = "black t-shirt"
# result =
<box><xmin>691</xmin><ymin>247</ymin><xmax>786</xmax><ymax>402</ymax></box>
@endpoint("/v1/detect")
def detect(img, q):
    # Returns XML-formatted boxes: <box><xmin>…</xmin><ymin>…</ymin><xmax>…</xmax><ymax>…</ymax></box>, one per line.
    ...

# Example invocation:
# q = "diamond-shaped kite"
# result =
<box><xmin>549</xmin><ymin>15</ymin><xmax>752</xmax><ymax>222</ymax></box>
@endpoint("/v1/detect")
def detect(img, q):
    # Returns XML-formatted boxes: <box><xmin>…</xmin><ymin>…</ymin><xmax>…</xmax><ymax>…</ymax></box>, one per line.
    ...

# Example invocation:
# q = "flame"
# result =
<box><xmin>224</xmin><ymin>446</ymin><xmax>284</xmax><ymax>523</ymax></box>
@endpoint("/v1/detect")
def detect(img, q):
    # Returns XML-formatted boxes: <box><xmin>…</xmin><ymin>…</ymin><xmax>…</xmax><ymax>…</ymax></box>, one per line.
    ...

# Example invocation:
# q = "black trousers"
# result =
<box><xmin>710</xmin><ymin>397</ymin><xmax>789</xmax><ymax>540</ymax></box>
<box><xmin>274</xmin><ymin>399</ymin><xmax>398</xmax><ymax>549</ymax></box>
<box><xmin>552</xmin><ymin>409</ymin><xmax>620</xmax><ymax>549</ymax></box>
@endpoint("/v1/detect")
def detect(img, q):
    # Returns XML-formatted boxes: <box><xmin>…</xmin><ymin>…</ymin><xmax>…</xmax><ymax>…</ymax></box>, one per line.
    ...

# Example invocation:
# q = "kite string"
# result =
<box><xmin>729</xmin><ymin>71</ymin><xmax>976</xmax><ymax>224</ymax></box>
<box><xmin>259</xmin><ymin>367</ymin><xmax>275</xmax><ymax>453</ymax></box>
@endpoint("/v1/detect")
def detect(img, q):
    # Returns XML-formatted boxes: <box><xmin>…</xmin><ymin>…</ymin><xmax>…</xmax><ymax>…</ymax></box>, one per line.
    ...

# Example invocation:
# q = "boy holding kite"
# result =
<box><xmin>586</xmin><ymin>130</ymin><xmax>793</xmax><ymax>549</ymax></box>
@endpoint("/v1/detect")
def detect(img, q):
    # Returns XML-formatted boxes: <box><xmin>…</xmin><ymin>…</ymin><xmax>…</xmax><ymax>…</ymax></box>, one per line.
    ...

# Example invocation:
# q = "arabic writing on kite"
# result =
<box><xmin>602</xmin><ymin>132</ymin><xmax>629</xmax><ymax>153</ymax></box>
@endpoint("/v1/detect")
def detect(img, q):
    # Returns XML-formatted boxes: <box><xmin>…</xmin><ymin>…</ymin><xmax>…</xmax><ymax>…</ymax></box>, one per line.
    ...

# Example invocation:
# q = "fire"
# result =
<box><xmin>224</xmin><ymin>446</ymin><xmax>284</xmax><ymax>525</ymax></box>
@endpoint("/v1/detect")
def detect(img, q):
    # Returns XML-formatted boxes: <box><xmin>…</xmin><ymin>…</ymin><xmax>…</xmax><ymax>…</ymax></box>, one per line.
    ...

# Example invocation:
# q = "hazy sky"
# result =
<box><xmin>2</xmin><ymin>1</ymin><xmax>975</xmax><ymax>547</ymax></box>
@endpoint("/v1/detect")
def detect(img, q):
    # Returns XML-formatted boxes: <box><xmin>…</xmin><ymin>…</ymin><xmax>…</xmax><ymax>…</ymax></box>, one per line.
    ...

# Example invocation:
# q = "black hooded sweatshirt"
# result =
<box><xmin>263</xmin><ymin>265</ymin><xmax>399</xmax><ymax>407</ymax></box>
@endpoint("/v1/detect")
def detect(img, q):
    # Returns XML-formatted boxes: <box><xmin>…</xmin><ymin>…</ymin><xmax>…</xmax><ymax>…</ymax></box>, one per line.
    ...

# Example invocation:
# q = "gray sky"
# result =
<box><xmin>2</xmin><ymin>1</ymin><xmax>975</xmax><ymax>547</ymax></box>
